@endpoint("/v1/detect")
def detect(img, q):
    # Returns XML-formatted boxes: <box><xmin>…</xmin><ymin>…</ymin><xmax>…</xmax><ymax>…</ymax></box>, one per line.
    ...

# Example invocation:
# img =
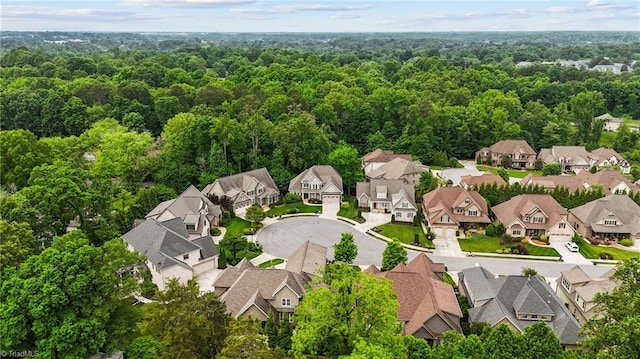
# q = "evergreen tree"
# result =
<box><xmin>264</xmin><ymin>313</ymin><xmax>279</xmax><ymax>349</ymax></box>
<box><xmin>277</xmin><ymin>319</ymin><xmax>293</xmax><ymax>352</ymax></box>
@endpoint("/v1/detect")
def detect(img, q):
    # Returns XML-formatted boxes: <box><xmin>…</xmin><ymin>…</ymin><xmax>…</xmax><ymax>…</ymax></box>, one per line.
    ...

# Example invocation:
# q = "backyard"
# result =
<box><xmin>376</xmin><ymin>222</ymin><xmax>435</xmax><ymax>248</ymax></box>
<box><xmin>578</xmin><ymin>240</ymin><xmax>640</xmax><ymax>261</ymax></box>
<box><xmin>266</xmin><ymin>202</ymin><xmax>319</xmax><ymax>216</ymax></box>
<box><xmin>458</xmin><ymin>233</ymin><xmax>560</xmax><ymax>257</ymax></box>
<box><xmin>476</xmin><ymin>165</ymin><xmax>543</xmax><ymax>179</ymax></box>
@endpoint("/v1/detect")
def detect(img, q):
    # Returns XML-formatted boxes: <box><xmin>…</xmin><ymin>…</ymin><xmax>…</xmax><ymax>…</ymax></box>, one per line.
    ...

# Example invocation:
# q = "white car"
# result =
<box><xmin>565</xmin><ymin>242</ymin><xmax>579</xmax><ymax>252</ymax></box>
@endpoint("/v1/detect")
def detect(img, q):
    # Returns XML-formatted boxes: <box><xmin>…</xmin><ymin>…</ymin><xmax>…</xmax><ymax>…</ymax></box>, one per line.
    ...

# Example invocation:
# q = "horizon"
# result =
<box><xmin>2</xmin><ymin>0</ymin><xmax>639</xmax><ymax>33</ymax></box>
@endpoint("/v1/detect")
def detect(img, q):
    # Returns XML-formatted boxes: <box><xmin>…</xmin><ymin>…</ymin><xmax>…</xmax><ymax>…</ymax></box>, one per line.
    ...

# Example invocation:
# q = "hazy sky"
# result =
<box><xmin>2</xmin><ymin>0</ymin><xmax>639</xmax><ymax>32</ymax></box>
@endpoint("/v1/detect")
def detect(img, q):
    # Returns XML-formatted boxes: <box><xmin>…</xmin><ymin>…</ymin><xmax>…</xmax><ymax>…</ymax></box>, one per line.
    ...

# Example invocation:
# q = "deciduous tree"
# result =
<box><xmin>334</xmin><ymin>232</ymin><xmax>358</xmax><ymax>264</ymax></box>
<box><xmin>381</xmin><ymin>239</ymin><xmax>408</xmax><ymax>271</ymax></box>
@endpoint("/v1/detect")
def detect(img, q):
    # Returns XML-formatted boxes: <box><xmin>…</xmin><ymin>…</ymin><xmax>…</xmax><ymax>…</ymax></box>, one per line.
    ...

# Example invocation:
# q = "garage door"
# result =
<box><xmin>322</xmin><ymin>194</ymin><xmax>341</xmax><ymax>204</ymax></box>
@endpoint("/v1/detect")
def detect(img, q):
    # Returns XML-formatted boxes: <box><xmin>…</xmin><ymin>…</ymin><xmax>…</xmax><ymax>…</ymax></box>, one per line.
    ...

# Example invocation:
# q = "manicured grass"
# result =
<box><xmin>578</xmin><ymin>241</ymin><xmax>640</xmax><ymax>260</ymax></box>
<box><xmin>443</xmin><ymin>272</ymin><xmax>456</xmax><ymax>287</ymax></box>
<box><xmin>377</xmin><ymin>222</ymin><xmax>435</xmax><ymax>248</ymax></box>
<box><xmin>258</xmin><ymin>258</ymin><xmax>285</xmax><ymax>268</ymax></box>
<box><xmin>266</xmin><ymin>202</ymin><xmax>319</xmax><ymax>216</ymax></box>
<box><xmin>337</xmin><ymin>197</ymin><xmax>360</xmax><ymax>219</ymax></box>
<box><xmin>458</xmin><ymin>234</ymin><xmax>560</xmax><ymax>257</ymax></box>
<box><xmin>223</xmin><ymin>217</ymin><xmax>252</xmax><ymax>239</ymax></box>
<box><xmin>476</xmin><ymin>165</ymin><xmax>543</xmax><ymax>179</ymax></box>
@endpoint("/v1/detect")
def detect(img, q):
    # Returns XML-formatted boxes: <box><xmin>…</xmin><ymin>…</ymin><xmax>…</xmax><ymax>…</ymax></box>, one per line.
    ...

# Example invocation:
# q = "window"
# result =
<box><xmin>441</xmin><ymin>215</ymin><xmax>450</xmax><ymax>223</ymax></box>
<box><xmin>402</xmin><ymin>202</ymin><xmax>408</xmax><ymax>208</ymax></box>
<box><xmin>525</xmin><ymin>216</ymin><xmax>530</xmax><ymax>221</ymax></box>
<box><xmin>531</xmin><ymin>314</ymin><xmax>538</xmax><ymax>319</ymax></box>
<box><xmin>247</xmin><ymin>190</ymin><xmax>254</xmax><ymax>196</ymax></box>
<box><xmin>604</xmin><ymin>219</ymin><xmax>617</xmax><ymax>226</ymax></box>
<box><xmin>455</xmin><ymin>208</ymin><xmax>464</xmax><ymax>214</ymax></box>
<box><xmin>407</xmin><ymin>213</ymin><xmax>414</xmax><ymax>218</ymax></box>
<box><xmin>258</xmin><ymin>188</ymin><xmax>264</xmax><ymax>194</ymax></box>
<box><xmin>396</xmin><ymin>212</ymin><xmax>402</xmax><ymax>218</ymax></box>
<box><xmin>186</xmin><ymin>224</ymin><xmax>196</xmax><ymax>231</ymax></box>
<box><xmin>562</xmin><ymin>277</ymin><xmax>570</xmax><ymax>291</ymax></box>
<box><xmin>183</xmin><ymin>254</ymin><xmax>189</xmax><ymax>260</ymax></box>
<box><xmin>468</xmin><ymin>210</ymin><xmax>478</xmax><ymax>216</ymax></box>
<box><xmin>559</xmin><ymin>222</ymin><xmax>566</xmax><ymax>229</ymax></box>
<box><xmin>281</xmin><ymin>298</ymin><xmax>291</xmax><ymax>307</ymax></box>
<box><xmin>533</xmin><ymin>217</ymin><xmax>544</xmax><ymax>223</ymax></box>
<box><xmin>513</xmin><ymin>230</ymin><xmax>521</xmax><ymax>236</ymax></box>
<box><xmin>464</xmin><ymin>199</ymin><xmax>471</xmax><ymax>204</ymax></box>
<box><xmin>279</xmin><ymin>312</ymin><xmax>293</xmax><ymax>322</ymax></box>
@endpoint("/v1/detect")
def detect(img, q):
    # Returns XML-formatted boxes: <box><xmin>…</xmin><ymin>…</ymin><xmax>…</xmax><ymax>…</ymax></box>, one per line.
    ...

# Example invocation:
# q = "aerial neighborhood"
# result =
<box><xmin>2</xmin><ymin>32</ymin><xmax>640</xmax><ymax>358</ymax></box>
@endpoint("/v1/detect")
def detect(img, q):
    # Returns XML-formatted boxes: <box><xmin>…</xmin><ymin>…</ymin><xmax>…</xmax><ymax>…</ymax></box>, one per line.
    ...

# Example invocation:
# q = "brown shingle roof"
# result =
<box><xmin>491</xmin><ymin>194</ymin><xmax>567</xmax><ymax>231</ymax></box>
<box><xmin>460</xmin><ymin>173</ymin><xmax>507</xmax><ymax>188</ymax></box>
<box><xmin>288</xmin><ymin>165</ymin><xmax>343</xmax><ymax>194</ymax></box>
<box><xmin>422</xmin><ymin>187</ymin><xmax>491</xmax><ymax>225</ymax></box>
<box><xmin>285</xmin><ymin>241</ymin><xmax>327</xmax><ymax>276</ymax></box>
<box><xmin>366</xmin><ymin>158</ymin><xmax>428</xmax><ymax>180</ymax></box>
<box><xmin>489</xmin><ymin>140</ymin><xmax>536</xmax><ymax>156</ymax></box>
<box><xmin>362</xmin><ymin>149</ymin><xmax>412</xmax><ymax>164</ymax></box>
<box><xmin>569</xmin><ymin>195</ymin><xmax>640</xmax><ymax>236</ymax></box>
<box><xmin>575</xmin><ymin>169</ymin><xmax>638</xmax><ymax>195</ymax></box>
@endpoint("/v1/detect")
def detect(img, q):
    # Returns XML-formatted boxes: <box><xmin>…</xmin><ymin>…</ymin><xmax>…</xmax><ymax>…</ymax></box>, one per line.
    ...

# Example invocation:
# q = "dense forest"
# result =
<box><xmin>1</xmin><ymin>32</ymin><xmax>640</xmax><ymax>358</ymax></box>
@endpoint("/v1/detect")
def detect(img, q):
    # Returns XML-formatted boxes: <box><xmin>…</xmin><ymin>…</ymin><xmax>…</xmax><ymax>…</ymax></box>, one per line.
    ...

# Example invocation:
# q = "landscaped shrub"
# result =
<box><xmin>286</xmin><ymin>208</ymin><xmax>299</xmax><ymax>214</ymax></box>
<box><xmin>516</xmin><ymin>245</ymin><xmax>529</xmax><ymax>255</ymax></box>
<box><xmin>242</xmin><ymin>227</ymin><xmax>256</xmax><ymax>235</ymax></box>
<box><xmin>391</xmin><ymin>214</ymin><xmax>395</xmax><ymax>223</ymax></box>
<box><xmin>500</xmin><ymin>233</ymin><xmax>514</xmax><ymax>245</ymax></box>
<box><xmin>486</xmin><ymin>224</ymin><xmax>496</xmax><ymax>237</ymax></box>
<box><xmin>285</xmin><ymin>192</ymin><xmax>302</xmax><ymax>203</ymax></box>
<box><xmin>590</xmin><ymin>238</ymin><xmax>602</xmax><ymax>245</ymax></box>
<box><xmin>308</xmin><ymin>198</ymin><xmax>322</xmax><ymax>204</ymax></box>
<box><xmin>496</xmin><ymin>249</ymin><xmax>503</xmax><ymax>254</ymax></box>
<box><xmin>539</xmin><ymin>234</ymin><xmax>548</xmax><ymax>243</ymax></box>
<box><xmin>599</xmin><ymin>252</ymin><xmax>613</xmax><ymax>260</ymax></box>
<box><xmin>503</xmin><ymin>247</ymin><xmax>511</xmax><ymax>254</ymax></box>
<box><xmin>218</xmin><ymin>250</ymin><xmax>227</xmax><ymax>269</ymax></box>
<box><xmin>210</xmin><ymin>226</ymin><xmax>222</xmax><ymax>236</ymax></box>
<box><xmin>620</xmin><ymin>238</ymin><xmax>633</xmax><ymax>247</ymax></box>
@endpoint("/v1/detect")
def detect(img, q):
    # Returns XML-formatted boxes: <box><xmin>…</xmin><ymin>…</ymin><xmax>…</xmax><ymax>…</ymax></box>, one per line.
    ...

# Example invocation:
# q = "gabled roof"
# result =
<box><xmin>589</xmin><ymin>147</ymin><xmax>626</xmax><ymax>164</ymax></box>
<box><xmin>488</xmin><ymin>140</ymin><xmax>536</xmax><ymax>156</ymax></box>
<box><xmin>122</xmin><ymin>218</ymin><xmax>217</xmax><ymax>271</ymax></box>
<box><xmin>460</xmin><ymin>173</ymin><xmax>507</xmax><ymax>188</ymax></box>
<box><xmin>288</xmin><ymin>165</ymin><xmax>343</xmax><ymax>194</ymax></box>
<box><xmin>146</xmin><ymin>184</ymin><xmax>222</xmax><ymax>222</ymax></box>
<box><xmin>462</xmin><ymin>266</ymin><xmax>581</xmax><ymax>346</ymax></box>
<box><xmin>362</xmin><ymin>149</ymin><xmax>412</xmax><ymax>164</ymax></box>
<box><xmin>422</xmin><ymin>187</ymin><xmax>491</xmax><ymax>225</ymax></box>
<box><xmin>575</xmin><ymin>170</ymin><xmax>637</xmax><ymax>195</ymax></box>
<box><xmin>559</xmin><ymin>266</ymin><xmax>591</xmax><ymax>285</ymax></box>
<box><xmin>569</xmin><ymin>195</ymin><xmax>640</xmax><ymax>236</ymax></box>
<box><xmin>539</xmin><ymin>146</ymin><xmax>591</xmax><ymax>166</ymax></box>
<box><xmin>492</xmin><ymin>194</ymin><xmax>567</xmax><ymax>231</ymax></box>
<box><xmin>357</xmin><ymin>179</ymin><xmax>416</xmax><ymax>208</ymax></box>
<box><xmin>596</xmin><ymin>113</ymin><xmax>623</xmax><ymax>123</ymax></box>
<box><xmin>285</xmin><ymin>241</ymin><xmax>327</xmax><ymax>276</ymax></box>
<box><xmin>202</xmin><ymin>168</ymin><xmax>279</xmax><ymax>199</ymax></box>
<box><xmin>371</xmin><ymin>254</ymin><xmax>462</xmax><ymax>337</ymax></box>
<box><xmin>520</xmin><ymin>174</ymin><xmax>587</xmax><ymax>193</ymax></box>
<box><xmin>366</xmin><ymin>157</ymin><xmax>428</xmax><ymax>180</ymax></box>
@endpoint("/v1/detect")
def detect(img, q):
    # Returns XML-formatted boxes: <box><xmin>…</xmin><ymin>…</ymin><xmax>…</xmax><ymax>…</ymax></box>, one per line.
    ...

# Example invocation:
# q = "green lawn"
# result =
<box><xmin>578</xmin><ymin>241</ymin><xmax>640</xmax><ymax>261</ymax></box>
<box><xmin>258</xmin><ymin>258</ymin><xmax>285</xmax><ymax>268</ymax></box>
<box><xmin>266</xmin><ymin>202</ymin><xmax>319</xmax><ymax>216</ymax></box>
<box><xmin>223</xmin><ymin>217</ymin><xmax>252</xmax><ymax>239</ymax></box>
<box><xmin>476</xmin><ymin>165</ymin><xmax>543</xmax><ymax>179</ymax></box>
<box><xmin>376</xmin><ymin>222</ymin><xmax>435</xmax><ymax>248</ymax></box>
<box><xmin>458</xmin><ymin>234</ymin><xmax>560</xmax><ymax>257</ymax></box>
<box><xmin>337</xmin><ymin>197</ymin><xmax>360</xmax><ymax>219</ymax></box>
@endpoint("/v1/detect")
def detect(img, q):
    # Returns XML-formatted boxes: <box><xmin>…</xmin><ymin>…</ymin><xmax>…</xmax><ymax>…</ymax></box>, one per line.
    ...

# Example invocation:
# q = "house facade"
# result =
<box><xmin>365</xmin><ymin>254</ymin><xmax>463</xmax><ymax>345</ymax></box>
<box><xmin>491</xmin><ymin>194</ymin><xmax>574</xmax><ymax>239</ymax></box>
<box><xmin>475</xmin><ymin>140</ymin><xmax>536</xmax><ymax>168</ymax></box>
<box><xmin>458</xmin><ymin>266</ymin><xmax>581</xmax><ymax>348</ymax></box>
<box><xmin>288</xmin><ymin>165</ymin><xmax>343</xmax><ymax>204</ymax></box>
<box><xmin>122</xmin><ymin>218</ymin><xmax>218</xmax><ymax>291</ymax></box>
<box><xmin>568</xmin><ymin>194</ymin><xmax>640</xmax><ymax>242</ymax></box>
<box><xmin>356</xmin><ymin>179</ymin><xmax>417</xmax><ymax>222</ymax></box>
<box><xmin>588</xmin><ymin>147</ymin><xmax>631</xmax><ymax>174</ymax></box>
<box><xmin>201</xmin><ymin>168</ymin><xmax>280</xmax><ymax>211</ymax></box>
<box><xmin>365</xmin><ymin>157</ymin><xmax>429</xmax><ymax>186</ymax></box>
<box><xmin>597</xmin><ymin>113</ymin><xmax>624</xmax><ymax>132</ymax></box>
<box><xmin>422</xmin><ymin>187</ymin><xmax>491</xmax><ymax>229</ymax></box>
<box><xmin>362</xmin><ymin>148</ymin><xmax>412</xmax><ymax>174</ymax></box>
<box><xmin>538</xmin><ymin>146</ymin><xmax>591</xmax><ymax>173</ymax></box>
<box><xmin>555</xmin><ymin>266</ymin><xmax>616</xmax><ymax>325</ymax></box>
<box><xmin>146</xmin><ymin>185</ymin><xmax>222</xmax><ymax>238</ymax></box>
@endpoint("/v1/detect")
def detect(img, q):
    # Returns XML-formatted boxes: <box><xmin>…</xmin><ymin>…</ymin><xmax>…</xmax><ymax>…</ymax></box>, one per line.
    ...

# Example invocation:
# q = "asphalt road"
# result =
<box><xmin>257</xmin><ymin>217</ymin><xmax>614</xmax><ymax>278</ymax></box>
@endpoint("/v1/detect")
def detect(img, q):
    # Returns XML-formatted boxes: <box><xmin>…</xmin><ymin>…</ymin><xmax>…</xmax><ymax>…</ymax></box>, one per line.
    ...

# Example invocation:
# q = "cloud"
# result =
<box><xmin>587</xmin><ymin>0</ymin><xmax>608</xmax><ymax>8</ymax></box>
<box><xmin>544</xmin><ymin>6</ymin><xmax>582</xmax><ymax>13</ymax></box>
<box><xmin>119</xmin><ymin>0</ymin><xmax>255</xmax><ymax>7</ymax></box>
<box><xmin>1</xmin><ymin>6</ymin><xmax>137</xmax><ymax>20</ymax></box>
<box><xmin>231</xmin><ymin>3</ymin><xmax>371</xmax><ymax>15</ymax></box>
<box><xmin>331</xmin><ymin>12</ymin><xmax>364</xmax><ymax>19</ymax></box>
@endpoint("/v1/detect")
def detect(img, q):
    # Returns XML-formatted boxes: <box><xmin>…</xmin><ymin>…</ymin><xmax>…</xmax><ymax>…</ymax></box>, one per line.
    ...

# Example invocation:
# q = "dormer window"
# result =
<box><xmin>402</xmin><ymin>202</ymin><xmax>408</xmax><ymax>208</ymax></box>
<box><xmin>533</xmin><ymin>217</ymin><xmax>544</xmax><ymax>223</ymax></box>
<box><xmin>464</xmin><ymin>199</ymin><xmax>471</xmax><ymax>204</ymax></box>
<box><xmin>468</xmin><ymin>210</ymin><xmax>478</xmax><ymax>216</ymax></box>
<box><xmin>186</xmin><ymin>224</ymin><xmax>196</xmax><ymax>231</ymax></box>
<box><xmin>604</xmin><ymin>219</ymin><xmax>617</xmax><ymax>226</ymax></box>
<box><xmin>281</xmin><ymin>298</ymin><xmax>291</xmax><ymax>307</ymax></box>
<box><xmin>455</xmin><ymin>208</ymin><xmax>463</xmax><ymax>214</ymax></box>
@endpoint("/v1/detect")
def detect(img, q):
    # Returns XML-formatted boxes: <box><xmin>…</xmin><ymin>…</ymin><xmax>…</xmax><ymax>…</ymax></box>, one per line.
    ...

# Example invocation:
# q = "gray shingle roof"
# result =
<box><xmin>288</xmin><ymin>165</ymin><xmax>343</xmax><ymax>194</ymax></box>
<box><xmin>285</xmin><ymin>240</ymin><xmax>327</xmax><ymax>276</ymax></box>
<box><xmin>570</xmin><ymin>195</ymin><xmax>640</xmax><ymax>236</ymax></box>
<box><xmin>462</xmin><ymin>266</ymin><xmax>581</xmax><ymax>346</ymax></box>
<box><xmin>366</xmin><ymin>157</ymin><xmax>428</xmax><ymax>180</ymax></box>
<box><xmin>146</xmin><ymin>184</ymin><xmax>222</xmax><ymax>220</ymax></box>
<box><xmin>202</xmin><ymin>168</ymin><xmax>279</xmax><ymax>200</ymax></box>
<box><xmin>356</xmin><ymin>179</ymin><xmax>416</xmax><ymax>208</ymax></box>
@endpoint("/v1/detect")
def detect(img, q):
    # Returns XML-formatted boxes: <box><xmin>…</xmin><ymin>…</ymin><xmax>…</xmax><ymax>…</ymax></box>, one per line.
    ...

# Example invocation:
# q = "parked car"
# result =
<box><xmin>565</xmin><ymin>242</ymin><xmax>579</xmax><ymax>252</ymax></box>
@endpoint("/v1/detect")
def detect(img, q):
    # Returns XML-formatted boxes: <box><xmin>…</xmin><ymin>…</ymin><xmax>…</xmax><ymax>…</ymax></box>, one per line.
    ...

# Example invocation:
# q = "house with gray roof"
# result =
<box><xmin>538</xmin><ymin>146</ymin><xmax>591</xmax><ymax>173</ymax></box>
<box><xmin>201</xmin><ymin>168</ymin><xmax>280</xmax><ymax>211</ymax></box>
<box><xmin>356</xmin><ymin>179</ymin><xmax>417</xmax><ymax>222</ymax></box>
<box><xmin>213</xmin><ymin>242</ymin><xmax>327</xmax><ymax>323</ymax></box>
<box><xmin>568</xmin><ymin>194</ymin><xmax>640</xmax><ymax>242</ymax></box>
<box><xmin>597</xmin><ymin>113</ymin><xmax>624</xmax><ymax>132</ymax></box>
<box><xmin>458</xmin><ymin>266</ymin><xmax>581</xmax><ymax>348</ymax></box>
<box><xmin>362</xmin><ymin>149</ymin><xmax>412</xmax><ymax>174</ymax></box>
<box><xmin>366</xmin><ymin>157</ymin><xmax>429</xmax><ymax>186</ymax></box>
<box><xmin>146</xmin><ymin>185</ymin><xmax>221</xmax><ymax>238</ymax></box>
<box><xmin>556</xmin><ymin>266</ymin><xmax>616</xmax><ymax>325</ymax></box>
<box><xmin>122</xmin><ymin>217</ymin><xmax>218</xmax><ymax>291</ymax></box>
<box><xmin>288</xmin><ymin>165</ymin><xmax>343</xmax><ymax>204</ymax></box>
<box><xmin>475</xmin><ymin>140</ymin><xmax>536</xmax><ymax>168</ymax></box>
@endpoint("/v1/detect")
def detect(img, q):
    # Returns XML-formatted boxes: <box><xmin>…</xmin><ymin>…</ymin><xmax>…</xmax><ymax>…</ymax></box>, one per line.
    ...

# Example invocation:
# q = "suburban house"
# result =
<box><xmin>422</xmin><ymin>187</ymin><xmax>491</xmax><ymax>229</ymax></box>
<box><xmin>556</xmin><ymin>266</ymin><xmax>617</xmax><ymax>325</ymax></box>
<box><xmin>538</xmin><ymin>146</ymin><xmax>591</xmax><ymax>173</ymax></box>
<box><xmin>201</xmin><ymin>168</ymin><xmax>280</xmax><ymax>211</ymax></box>
<box><xmin>356</xmin><ymin>179</ymin><xmax>417</xmax><ymax>222</ymax></box>
<box><xmin>458</xmin><ymin>266</ymin><xmax>581</xmax><ymax>348</ymax></box>
<box><xmin>597</xmin><ymin>113</ymin><xmax>624</xmax><ymax>132</ymax></box>
<box><xmin>364</xmin><ymin>254</ymin><xmax>463</xmax><ymax>345</ymax></box>
<box><xmin>491</xmin><ymin>194</ymin><xmax>574</xmax><ymax>239</ymax></box>
<box><xmin>362</xmin><ymin>148</ymin><xmax>412</xmax><ymax>174</ymax></box>
<box><xmin>568</xmin><ymin>194</ymin><xmax>640</xmax><ymax>242</ymax></box>
<box><xmin>213</xmin><ymin>242</ymin><xmax>327</xmax><ymax>323</ymax></box>
<box><xmin>145</xmin><ymin>185</ymin><xmax>222</xmax><ymax>239</ymax></box>
<box><xmin>122</xmin><ymin>217</ymin><xmax>218</xmax><ymax>291</ymax></box>
<box><xmin>475</xmin><ymin>140</ymin><xmax>536</xmax><ymax>168</ymax></box>
<box><xmin>520</xmin><ymin>169</ymin><xmax>638</xmax><ymax>195</ymax></box>
<box><xmin>365</xmin><ymin>157</ymin><xmax>429</xmax><ymax>186</ymax></box>
<box><xmin>460</xmin><ymin>173</ymin><xmax>507</xmax><ymax>190</ymax></box>
<box><xmin>288</xmin><ymin>165</ymin><xmax>343</xmax><ymax>204</ymax></box>
<box><xmin>588</xmin><ymin>147</ymin><xmax>631</xmax><ymax>174</ymax></box>
<box><xmin>284</xmin><ymin>240</ymin><xmax>328</xmax><ymax>278</ymax></box>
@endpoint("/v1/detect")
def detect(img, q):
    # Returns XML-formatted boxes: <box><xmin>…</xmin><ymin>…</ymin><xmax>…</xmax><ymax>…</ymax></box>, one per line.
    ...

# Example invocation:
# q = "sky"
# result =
<box><xmin>1</xmin><ymin>0</ymin><xmax>639</xmax><ymax>33</ymax></box>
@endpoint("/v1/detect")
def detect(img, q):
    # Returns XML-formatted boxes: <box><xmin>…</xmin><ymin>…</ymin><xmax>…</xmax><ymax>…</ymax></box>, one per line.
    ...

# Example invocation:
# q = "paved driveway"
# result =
<box><xmin>548</xmin><ymin>237</ymin><xmax>593</xmax><ymax>265</ymax></box>
<box><xmin>432</xmin><ymin>227</ymin><xmax>464</xmax><ymax>257</ymax></box>
<box><xmin>257</xmin><ymin>217</ymin><xmax>418</xmax><ymax>266</ymax></box>
<box><xmin>322</xmin><ymin>202</ymin><xmax>339</xmax><ymax>217</ymax></box>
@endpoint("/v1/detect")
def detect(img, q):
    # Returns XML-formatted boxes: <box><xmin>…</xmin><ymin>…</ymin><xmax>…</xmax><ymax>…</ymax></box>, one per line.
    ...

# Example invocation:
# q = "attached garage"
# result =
<box><xmin>322</xmin><ymin>194</ymin><xmax>342</xmax><ymax>204</ymax></box>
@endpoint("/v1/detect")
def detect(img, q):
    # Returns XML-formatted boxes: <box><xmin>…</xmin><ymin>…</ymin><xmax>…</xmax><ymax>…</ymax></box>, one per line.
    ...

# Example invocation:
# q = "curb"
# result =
<box><xmin>465</xmin><ymin>252</ymin><xmax>562</xmax><ymax>262</ymax></box>
<box><xmin>367</xmin><ymin>230</ymin><xmax>434</xmax><ymax>253</ymax></box>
